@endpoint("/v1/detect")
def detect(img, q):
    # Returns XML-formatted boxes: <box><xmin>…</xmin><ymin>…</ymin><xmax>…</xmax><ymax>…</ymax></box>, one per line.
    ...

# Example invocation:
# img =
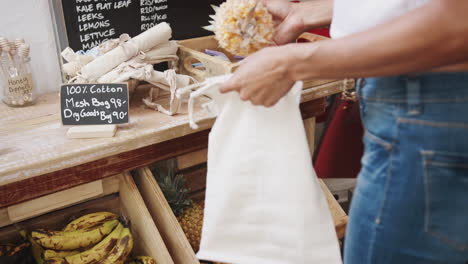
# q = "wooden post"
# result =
<box><xmin>303</xmin><ymin>117</ymin><xmax>316</xmax><ymax>159</ymax></box>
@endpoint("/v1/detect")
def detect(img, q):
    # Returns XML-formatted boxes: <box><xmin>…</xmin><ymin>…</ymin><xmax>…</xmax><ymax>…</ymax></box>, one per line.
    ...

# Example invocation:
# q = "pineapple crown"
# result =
<box><xmin>151</xmin><ymin>159</ymin><xmax>192</xmax><ymax>217</ymax></box>
<box><xmin>204</xmin><ymin>0</ymin><xmax>275</xmax><ymax>56</ymax></box>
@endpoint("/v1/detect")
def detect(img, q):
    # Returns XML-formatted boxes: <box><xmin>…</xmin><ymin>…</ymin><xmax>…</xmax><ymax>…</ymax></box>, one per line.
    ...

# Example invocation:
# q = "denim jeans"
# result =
<box><xmin>344</xmin><ymin>73</ymin><xmax>468</xmax><ymax>264</ymax></box>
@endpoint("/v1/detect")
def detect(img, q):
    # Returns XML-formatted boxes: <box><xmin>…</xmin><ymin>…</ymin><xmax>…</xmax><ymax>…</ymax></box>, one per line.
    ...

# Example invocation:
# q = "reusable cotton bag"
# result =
<box><xmin>183</xmin><ymin>75</ymin><xmax>342</xmax><ymax>264</ymax></box>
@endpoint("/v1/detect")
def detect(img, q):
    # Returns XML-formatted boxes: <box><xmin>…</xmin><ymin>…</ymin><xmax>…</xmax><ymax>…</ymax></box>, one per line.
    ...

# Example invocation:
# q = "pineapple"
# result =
<box><xmin>152</xmin><ymin>160</ymin><xmax>205</xmax><ymax>252</ymax></box>
<box><xmin>177</xmin><ymin>202</ymin><xmax>204</xmax><ymax>252</ymax></box>
<box><xmin>205</xmin><ymin>0</ymin><xmax>275</xmax><ymax>56</ymax></box>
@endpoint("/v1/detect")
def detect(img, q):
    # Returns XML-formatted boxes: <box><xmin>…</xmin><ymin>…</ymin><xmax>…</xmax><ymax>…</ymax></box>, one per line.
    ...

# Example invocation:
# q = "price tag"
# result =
<box><xmin>60</xmin><ymin>83</ymin><xmax>129</xmax><ymax>126</ymax></box>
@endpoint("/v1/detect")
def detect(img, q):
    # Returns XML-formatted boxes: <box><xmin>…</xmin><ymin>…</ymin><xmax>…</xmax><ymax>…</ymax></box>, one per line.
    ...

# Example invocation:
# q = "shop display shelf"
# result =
<box><xmin>175</xmin><ymin>150</ymin><xmax>348</xmax><ymax>238</ymax></box>
<box><xmin>0</xmin><ymin>173</ymin><xmax>175</xmax><ymax>264</ymax></box>
<box><xmin>134</xmin><ymin>151</ymin><xmax>348</xmax><ymax>264</ymax></box>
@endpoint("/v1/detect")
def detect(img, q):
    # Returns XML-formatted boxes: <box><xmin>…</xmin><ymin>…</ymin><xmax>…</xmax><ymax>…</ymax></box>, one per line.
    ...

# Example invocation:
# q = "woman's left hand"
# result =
<box><xmin>219</xmin><ymin>46</ymin><xmax>296</xmax><ymax>107</ymax></box>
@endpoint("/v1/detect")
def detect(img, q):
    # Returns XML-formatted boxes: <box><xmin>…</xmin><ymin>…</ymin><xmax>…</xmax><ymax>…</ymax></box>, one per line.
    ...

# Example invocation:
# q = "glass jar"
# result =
<box><xmin>1</xmin><ymin>41</ymin><xmax>36</xmax><ymax>107</ymax></box>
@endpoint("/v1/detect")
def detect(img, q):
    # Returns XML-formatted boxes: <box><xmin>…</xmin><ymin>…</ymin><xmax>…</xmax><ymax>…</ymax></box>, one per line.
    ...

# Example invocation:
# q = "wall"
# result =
<box><xmin>0</xmin><ymin>0</ymin><xmax>62</xmax><ymax>96</ymax></box>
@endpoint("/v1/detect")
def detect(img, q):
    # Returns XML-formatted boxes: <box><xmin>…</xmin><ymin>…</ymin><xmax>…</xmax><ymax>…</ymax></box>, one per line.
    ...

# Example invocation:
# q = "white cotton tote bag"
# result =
<box><xmin>186</xmin><ymin>75</ymin><xmax>342</xmax><ymax>264</ymax></box>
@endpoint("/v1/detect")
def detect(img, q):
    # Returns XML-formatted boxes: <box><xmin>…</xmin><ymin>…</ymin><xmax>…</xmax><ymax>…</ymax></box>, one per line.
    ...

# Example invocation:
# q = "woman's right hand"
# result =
<box><xmin>263</xmin><ymin>0</ymin><xmax>305</xmax><ymax>45</ymax></box>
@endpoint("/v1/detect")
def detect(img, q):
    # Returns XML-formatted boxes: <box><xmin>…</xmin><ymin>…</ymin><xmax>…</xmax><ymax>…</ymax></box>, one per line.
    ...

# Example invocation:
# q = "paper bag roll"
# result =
<box><xmin>135</xmin><ymin>41</ymin><xmax>179</xmax><ymax>64</ymax></box>
<box><xmin>80</xmin><ymin>22</ymin><xmax>172</xmax><ymax>81</ymax></box>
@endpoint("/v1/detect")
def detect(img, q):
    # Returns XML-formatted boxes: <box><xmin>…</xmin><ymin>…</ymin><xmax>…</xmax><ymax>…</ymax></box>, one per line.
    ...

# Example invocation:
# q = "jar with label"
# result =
<box><xmin>0</xmin><ymin>38</ymin><xmax>36</xmax><ymax>107</ymax></box>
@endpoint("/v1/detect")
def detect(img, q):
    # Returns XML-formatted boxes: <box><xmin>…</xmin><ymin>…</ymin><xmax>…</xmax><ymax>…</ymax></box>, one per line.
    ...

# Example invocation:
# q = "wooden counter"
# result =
<box><xmin>0</xmin><ymin>81</ymin><xmax>346</xmax><ymax>209</ymax></box>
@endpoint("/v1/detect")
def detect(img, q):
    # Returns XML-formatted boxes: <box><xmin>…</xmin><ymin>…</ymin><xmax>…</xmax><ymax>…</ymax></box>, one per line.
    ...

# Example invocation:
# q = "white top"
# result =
<box><xmin>330</xmin><ymin>0</ymin><xmax>430</xmax><ymax>38</ymax></box>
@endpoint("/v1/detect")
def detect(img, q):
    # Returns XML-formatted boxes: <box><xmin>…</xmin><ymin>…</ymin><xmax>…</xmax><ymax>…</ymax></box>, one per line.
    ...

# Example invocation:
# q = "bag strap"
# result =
<box><xmin>177</xmin><ymin>74</ymin><xmax>232</xmax><ymax>129</ymax></box>
<box><xmin>187</xmin><ymin>81</ymin><xmax>221</xmax><ymax>129</ymax></box>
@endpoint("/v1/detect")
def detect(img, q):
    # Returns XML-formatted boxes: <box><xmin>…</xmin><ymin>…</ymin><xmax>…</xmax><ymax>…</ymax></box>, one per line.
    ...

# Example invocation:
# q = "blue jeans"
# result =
<box><xmin>344</xmin><ymin>73</ymin><xmax>468</xmax><ymax>264</ymax></box>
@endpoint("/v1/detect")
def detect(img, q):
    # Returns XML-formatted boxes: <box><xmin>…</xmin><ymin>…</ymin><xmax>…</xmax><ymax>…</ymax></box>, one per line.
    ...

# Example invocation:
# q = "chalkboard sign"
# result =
<box><xmin>59</xmin><ymin>0</ymin><xmax>224</xmax><ymax>51</ymax></box>
<box><xmin>60</xmin><ymin>83</ymin><xmax>129</xmax><ymax>125</ymax></box>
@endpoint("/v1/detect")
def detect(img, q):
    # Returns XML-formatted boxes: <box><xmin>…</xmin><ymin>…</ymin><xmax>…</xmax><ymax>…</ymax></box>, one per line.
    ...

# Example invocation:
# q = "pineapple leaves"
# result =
<box><xmin>151</xmin><ymin>159</ymin><xmax>193</xmax><ymax>217</ymax></box>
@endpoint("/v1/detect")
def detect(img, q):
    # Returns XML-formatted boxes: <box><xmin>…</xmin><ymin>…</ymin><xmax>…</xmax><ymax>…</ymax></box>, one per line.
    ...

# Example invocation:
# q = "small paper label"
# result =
<box><xmin>7</xmin><ymin>74</ymin><xmax>33</xmax><ymax>96</ymax></box>
<box><xmin>60</xmin><ymin>83</ymin><xmax>129</xmax><ymax>125</ymax></box>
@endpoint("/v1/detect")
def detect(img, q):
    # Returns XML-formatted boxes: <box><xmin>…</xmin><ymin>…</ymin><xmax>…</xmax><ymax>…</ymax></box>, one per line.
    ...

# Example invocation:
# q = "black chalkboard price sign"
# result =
<box><xmin>60</xmin><ymin>0</ymin><xmax>225</xmax><ymax>51</ymax></box>
<box><xmin>60</xmin><ymin>83</ymin><xmax>129</xmax><ymax>125</ymax></box>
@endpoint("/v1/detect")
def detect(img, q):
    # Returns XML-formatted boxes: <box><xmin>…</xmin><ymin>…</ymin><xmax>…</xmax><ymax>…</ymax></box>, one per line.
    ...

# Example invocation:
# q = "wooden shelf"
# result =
<box><xmin>0</xmin><ymin>173</ymin><xmax>174</xmax><ymax>264</ymax></box>
<box><xmin>0</xmin><ymin>85</ymin><xmax>335</xmax><ymax>208</ymax></box>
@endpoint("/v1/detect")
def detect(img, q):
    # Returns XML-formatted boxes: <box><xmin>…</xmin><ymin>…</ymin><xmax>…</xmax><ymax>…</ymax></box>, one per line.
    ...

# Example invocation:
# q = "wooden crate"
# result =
<box><xmin>135</xmin><ymin>161</ymin><xmax>348</xmax><ymax>264</ymax></box>
<box><xmin>177</xmin><ymin>36</ymin><xmax>240</xmax><ymax>82</ymax></box>
<box><xmin>0</xmin><ymin>173</ymin><xmax>174</xmax><ymax>264</ymax></box>
<box><xmin>177</xmin><ymin>33</ymin><xmax>342</xmax><ymax>89</ymax></box>
<box><xmin>174</xmin><ymin>154</ymin><xmax>348</xmax><ymax>237</ymax></box>
<box><xmin>134</xmin><ymin>167</ymin><xmax>200</xmax><ymax>264</ymax></box>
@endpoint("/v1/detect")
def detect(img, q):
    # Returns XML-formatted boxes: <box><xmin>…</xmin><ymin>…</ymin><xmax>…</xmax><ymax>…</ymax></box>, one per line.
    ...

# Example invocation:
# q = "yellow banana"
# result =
<box><xmin>25</xmin><ymin>233</ymin><xmax>45</xmax><ymax>264</ymax></box>
<box><xmin>63</xmin><ymin>212</ymin><xmax>119</xmax><ymax>231</ymax></box>
<box><xmin>43</xmin><ymin>249</ymin><xmax>80</xmax><ymax>259</ymax></box>
<box><xmin>100</xmin><ymin>227</ymin><xmax>133</xmax><ymax>264</ymax></box>
<box><xmin>44</xmin><ymin>222</ymin><xmax>124</xmax><ymax>264</ymax></box>
<box><xmin>20</xmin><ymin>229</ymin><xmax>45</xmax><ymax>264</ymax></box>
<box><xmin>30</xmin><ymin>239</ymin><xmax>45</xmax><ymax>264</ymax></box>
<box><xmin>134</xmin><ymin>256</ymin><xmax>157</xmax><ymax>264</ymax></box>
<box><xmin>32</xmin><ymin>219</ymin><xmax>119</xmax><ymax>250</ymax></box>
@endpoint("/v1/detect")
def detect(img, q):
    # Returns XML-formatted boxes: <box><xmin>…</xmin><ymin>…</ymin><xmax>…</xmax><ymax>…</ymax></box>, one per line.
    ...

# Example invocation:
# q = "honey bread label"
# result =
<box><xmin>7</xmin><ymin>73</ymin><xmax>33</xmax><ymax>96</ymax></box>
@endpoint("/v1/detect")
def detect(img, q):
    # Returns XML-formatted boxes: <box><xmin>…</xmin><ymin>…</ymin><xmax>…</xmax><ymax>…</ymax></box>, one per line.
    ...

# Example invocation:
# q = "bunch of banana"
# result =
<box><xmin>63</xmin><ymin>212</ymin><xmax>119</xmax><ymax>231</ymax></box>
<box><xmin>126</xmin><ymin>256</ymin><xmax>158</xmax><ymax>264</ymax></box>
<box><xmin>24</xmin><ymin>211</ymin><xmax>133</xmax><ymax>264</ymax></box>
<box><xmin>45</xmin><ymin>223</ymin><xmax>131</xmax><ymax>264</ymax></box>
<box><xmin>32</xmin><ymin>219</ymin><xmax>119</xmax><ymax>250</ymax></box>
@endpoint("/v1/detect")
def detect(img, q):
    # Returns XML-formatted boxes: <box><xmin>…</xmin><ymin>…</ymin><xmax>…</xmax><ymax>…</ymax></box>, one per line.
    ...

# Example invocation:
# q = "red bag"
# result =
<box><xmin>314</xmin><ymin>96</ymin><xmax>364</xmax><ymax>179</ymax></box>
<box><xmin>289</xmin><ymin>9</ymin><xmax>363</xmax><ymax>178</ymax></box>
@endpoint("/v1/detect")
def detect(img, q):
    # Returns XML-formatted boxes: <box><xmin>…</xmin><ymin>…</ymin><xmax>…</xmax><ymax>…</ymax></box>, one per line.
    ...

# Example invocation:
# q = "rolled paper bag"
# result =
<box><xmin>99</xmin><ymin>64</ymin><xmax>194</xmax><ymax>115</ymax></box>
<box><xmin>131</xmin><ymin>22</ymin><xmax>172</xmax><ymax>51</ymax></box>
<box><xmin>97</xmin><ymin>61</ymin><xmax>147</xmax><ymax>83</ymax></box>
<box><xmin>63</xmin><ymin>61</ymin><xmax>82</xmax><ymax>77</ymax></box>
<box><xmin>142</xmin><ymin>70</ymin><xmax>194</xmax><ymax>115</ymax></box>
<box><xmin>61</xmin><ymin>58</ymin><xmax>93</xmax><ymax>78</ymax></box>
<box><xmin>80</xmin><ymin>22</ymin><xmax>172</xmax><ymax>82</ymax></box>
<box><xmin>97</xmin><ymin>62</ymin><xmax>144</xmax><ymax>84</ymax></box>
<box><xmin>97</xmin><ymin>40</ymin><xmax>179</xmax><ymax>81</ymax></box>
<box><xmin>135</xmin><ymin>41</ymin><xmax>179</xmax><ymax>64</ymax></box>
<box><xmin>143</xmin><ymin>68</ymin><xmax>194</xmax><ymax>91</ymax></box>
<box><xmin>98</xmin><ymin>61</ymin><xmax>191</xmax><ymax>92</ymax></box>
<box><xmin>61</xmin><ymin>47</ymin><xmax>77</xmax><ymax>62</ymax></box>
<box><xmin>98</xmin><ymin>33</ymin><xmax>131</xmax><ymax>54</ymax></box>
<box><xmin>61</xmin><ymin>47</ymin><xmax>94</xmax><ymax>77</ymax></box>
<box><xmin>150</xmin><ymin>41</ymin><xmax>178</xmax><ymax>57</ymax></box>
<box><xmin>78</xmin><ymin>55</ymin><xmax>93</xmax><ymax>65</ymax></box>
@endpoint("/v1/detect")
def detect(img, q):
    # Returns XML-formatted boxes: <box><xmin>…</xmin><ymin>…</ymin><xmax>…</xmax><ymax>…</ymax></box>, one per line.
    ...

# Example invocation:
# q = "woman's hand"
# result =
<box><xmin>263</xmin><ymin>0</ymin><xmax>305</xmax><ymax>45</ymax></box>
<box><xmin>219</xmin><ymin>46</ymin><xmax>296</xmax><ymax>107</ymax></box>
<box><xmin>216</xmin><ymin>0</ymin><xmax>334</xmax><ymax>107</ymax></box>
<box><xmin>263</xmin><ymin>0</ymin><xmax>334</xmax><ymax>45</ymax></box>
